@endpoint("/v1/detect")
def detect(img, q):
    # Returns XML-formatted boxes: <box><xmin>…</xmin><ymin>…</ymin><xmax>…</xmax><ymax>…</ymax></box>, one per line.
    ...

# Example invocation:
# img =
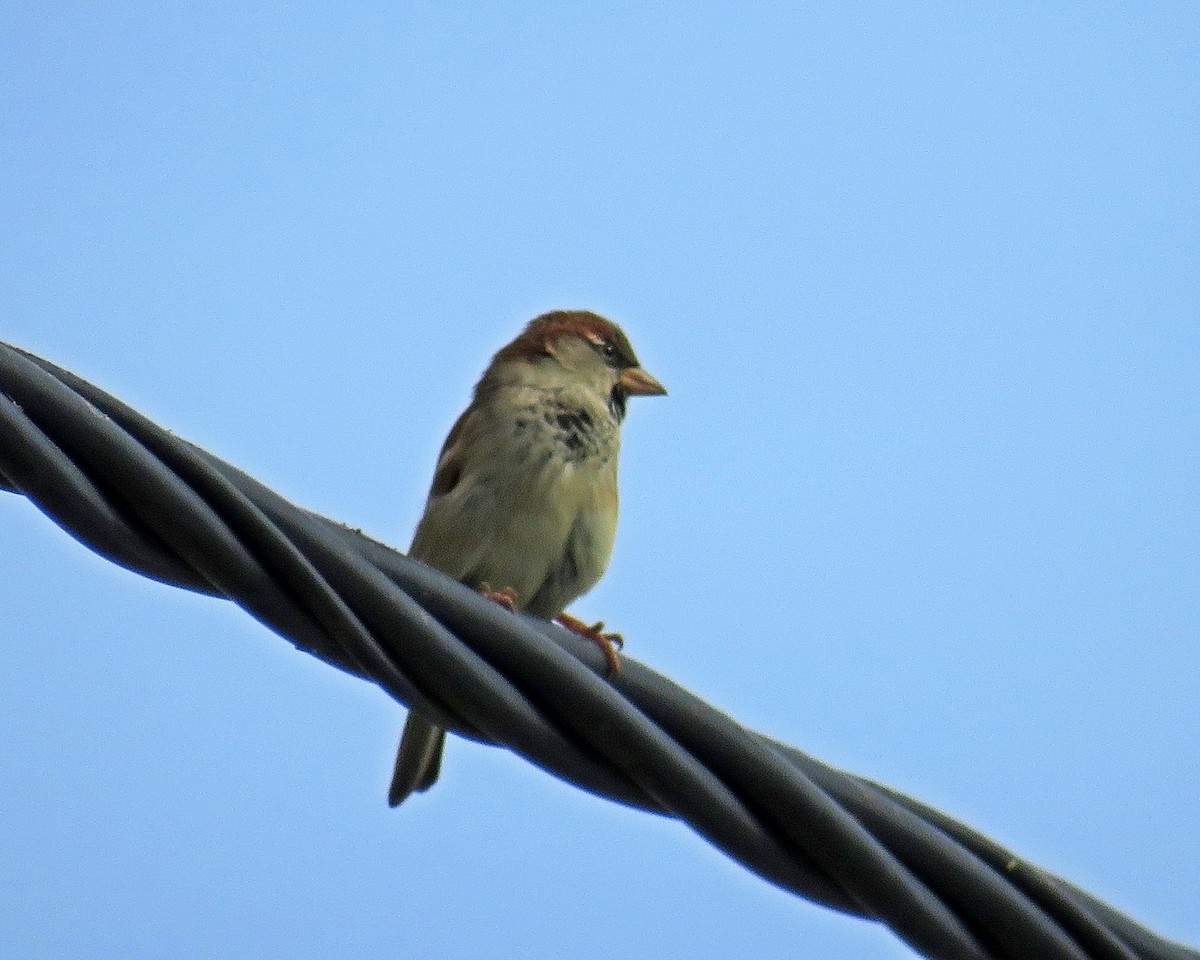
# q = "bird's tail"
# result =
<box><xmin>388</xmin><ymin>713</ymin><xmax>446</xmax><ymax>806</ymax></box>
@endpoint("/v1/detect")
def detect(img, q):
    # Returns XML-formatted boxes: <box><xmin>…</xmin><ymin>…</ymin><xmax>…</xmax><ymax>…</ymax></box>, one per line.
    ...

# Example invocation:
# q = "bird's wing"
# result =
<box><xmin>408</xmin><ymin>404</ymin><xmax>495</xmax><ymax>579</ymax></box>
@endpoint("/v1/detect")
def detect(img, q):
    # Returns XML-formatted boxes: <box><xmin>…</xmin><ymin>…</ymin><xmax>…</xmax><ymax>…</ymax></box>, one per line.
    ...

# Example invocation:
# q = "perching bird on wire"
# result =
<box><xmin>388</xmin><ymin>309</ymin><xmax>667</xmax><ymax>806</ymax></box>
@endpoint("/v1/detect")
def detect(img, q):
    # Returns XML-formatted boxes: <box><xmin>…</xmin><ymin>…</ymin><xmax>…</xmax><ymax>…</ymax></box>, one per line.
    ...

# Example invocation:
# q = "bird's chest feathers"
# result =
<box><xmin>501</xmin><ymin>395</ymin><xmax>619</xmax><ymax>480</ymax></box>
<box><xmin>502</xmin><ymin>394</ymin><xmax>618</xmax><ymax>541</ymax></box>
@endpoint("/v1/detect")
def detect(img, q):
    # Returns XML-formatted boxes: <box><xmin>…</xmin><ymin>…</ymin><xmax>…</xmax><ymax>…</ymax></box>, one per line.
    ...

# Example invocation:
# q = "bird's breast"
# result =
<box><xmin>503</xmin><ymin>397</ymin><xmax>617</xmax><ymax>467</ymax></box>
<box><xmin>410</xmin><ymin>387</ymin><xmax>621</xmax><ymax>617</ymax></box>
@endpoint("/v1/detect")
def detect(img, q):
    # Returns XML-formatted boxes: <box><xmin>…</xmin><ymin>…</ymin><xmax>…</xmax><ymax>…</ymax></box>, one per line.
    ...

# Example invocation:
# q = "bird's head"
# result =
<box><xmin>489</xmin><ymin>309</ymin><xmax>666</xmax><ymax>420</ymax></box>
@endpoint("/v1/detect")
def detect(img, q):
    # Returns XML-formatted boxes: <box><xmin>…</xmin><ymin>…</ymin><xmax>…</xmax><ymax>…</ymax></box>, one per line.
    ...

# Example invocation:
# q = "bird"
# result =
<box><xmin>388</xmin><ymin>309</ymin><xmax>666</xmax><ymax>806</ymax></box>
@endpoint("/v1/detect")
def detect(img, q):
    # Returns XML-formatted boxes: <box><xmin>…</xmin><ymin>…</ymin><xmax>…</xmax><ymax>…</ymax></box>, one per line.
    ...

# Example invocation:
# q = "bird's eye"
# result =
<box><xmin>588</xmin><ymin>335</ymin><xmax>622</xmax><ymax>365</ymax></box>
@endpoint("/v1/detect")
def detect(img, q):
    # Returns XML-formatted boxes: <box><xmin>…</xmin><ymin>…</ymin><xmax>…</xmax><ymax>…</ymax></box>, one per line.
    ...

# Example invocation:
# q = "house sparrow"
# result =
<box><xmin>388</xmin><ymin>309</ymin><xmax>666</xmax><ymax>806</ymax></box>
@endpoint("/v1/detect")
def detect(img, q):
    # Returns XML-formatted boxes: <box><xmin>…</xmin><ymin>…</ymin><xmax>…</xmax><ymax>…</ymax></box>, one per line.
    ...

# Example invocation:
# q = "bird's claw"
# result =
<box><xmin>476</xmin><ymin>588</ymin><xmax>623</xmax><ymax>675</ymax></box>
<box><xmin>595</xmin><ymin>625</ymin><xmax>625</xmax><ymax>650</ymax></box>
<box><xmin>479</xmin><ymin>583</ymin><xmax>518</xmax><ymax>611</ymax></box>
<box><xmin>555</xmin><ymin>611</ymin><xmax>623</xmax><ymax>675</ymax></box>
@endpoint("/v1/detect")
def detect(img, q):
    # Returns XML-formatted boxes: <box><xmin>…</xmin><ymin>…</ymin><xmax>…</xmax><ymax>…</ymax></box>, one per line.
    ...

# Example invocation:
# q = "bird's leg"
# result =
<box><xmin>555</xmin><ymin>611</ymin><xmax>623</xmax><ymax>675</ymax></box>
<box><xmin>478</xmin><ymin>583</ymin><xmax>519</xmax><ymax>611</ymax></box>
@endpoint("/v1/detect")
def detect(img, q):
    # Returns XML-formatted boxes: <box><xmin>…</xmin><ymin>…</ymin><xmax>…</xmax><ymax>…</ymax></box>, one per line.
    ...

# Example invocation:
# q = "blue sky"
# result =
<box><xmin>2</xmin><ymin>2</ymin><xmax>1197</xmax><ymax>958</ymax></box>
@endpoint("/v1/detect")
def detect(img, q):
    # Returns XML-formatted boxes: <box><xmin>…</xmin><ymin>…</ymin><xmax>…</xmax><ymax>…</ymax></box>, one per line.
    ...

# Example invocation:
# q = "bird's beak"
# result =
<box><xmin>619</xmin><ymin>367</ymin><xmax>667</xmax><ymax>397</ymax></box>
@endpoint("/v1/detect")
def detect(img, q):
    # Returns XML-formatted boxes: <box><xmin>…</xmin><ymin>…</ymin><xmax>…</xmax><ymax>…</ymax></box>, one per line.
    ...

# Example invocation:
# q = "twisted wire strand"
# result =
<box><xmin>0</xmin><ymin>340</ymin><xmax>1194</xmax><ymax>960</ymax></box>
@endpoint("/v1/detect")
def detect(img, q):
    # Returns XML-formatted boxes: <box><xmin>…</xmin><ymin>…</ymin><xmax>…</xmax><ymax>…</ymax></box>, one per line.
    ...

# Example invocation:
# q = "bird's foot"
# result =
<box><xmin>478</xmin><ymin>583</ymin><xmax>519</xmax><ymax>611</ymax></box>
<box><xmin>555</xmin><ymin>611</ymin><xmax>623</xmax><ymax>675</ymax></box>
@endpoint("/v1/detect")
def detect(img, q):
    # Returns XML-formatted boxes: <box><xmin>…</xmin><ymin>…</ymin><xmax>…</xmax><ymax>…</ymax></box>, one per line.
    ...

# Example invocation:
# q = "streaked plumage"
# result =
<box><xmin>389</xmin><ymin>309</ymin><xmax>665</xmax><ymax>805</ymax></box>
